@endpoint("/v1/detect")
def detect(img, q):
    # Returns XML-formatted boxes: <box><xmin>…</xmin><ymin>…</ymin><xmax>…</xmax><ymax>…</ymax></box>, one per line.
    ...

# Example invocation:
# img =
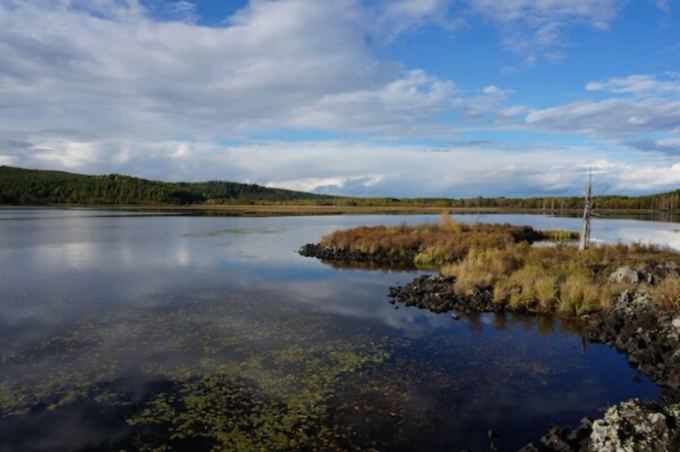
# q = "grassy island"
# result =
<box><xmin>314</xmin><ymin>213</ymin><xmax>680</xmax><ymax>316</ymax></box>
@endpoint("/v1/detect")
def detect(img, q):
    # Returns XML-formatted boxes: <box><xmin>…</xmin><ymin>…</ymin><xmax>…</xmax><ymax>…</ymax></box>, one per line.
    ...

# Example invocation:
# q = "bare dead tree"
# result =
<box><xmin>579</xmin><ymin>168</ymin><xmax>610</xmax><ymax>251</ymax></box>
<box><xmin>579</xmin><ymin>169</ymin><xmax>593</xmax><ymax>251</ymax></box>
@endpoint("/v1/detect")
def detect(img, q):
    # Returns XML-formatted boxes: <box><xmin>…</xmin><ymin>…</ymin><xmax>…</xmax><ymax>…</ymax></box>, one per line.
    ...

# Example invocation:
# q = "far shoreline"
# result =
<box><xmin>1</xmin><ymin>203</ymin><xmax>679</xmax><ymax>218</ymax></box>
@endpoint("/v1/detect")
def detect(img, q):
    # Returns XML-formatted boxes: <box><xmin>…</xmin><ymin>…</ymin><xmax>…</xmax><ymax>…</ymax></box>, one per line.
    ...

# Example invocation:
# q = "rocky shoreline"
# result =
<box><xmin>389</xmin><ymin>275</ymin><xmax>680</xmax><ymax>396</ymax></box>
<box><xmin>387</xmin><ymin>274</ymin><xmax>498</xmax><ymax>314</ymax></box>
<box><xmin>518</xmin><ymin>399</ymin><xmax>680</xmax><ymax>451</ymax></box>
<box><xmin>388</xmin><ymin>275</ymin><xmax>680</xmax><ymax>451</ymax></box>
<box><xmin>299</xmin><ymin>243</ymin><xmax>680</xmax><ymax>451</ymax></box>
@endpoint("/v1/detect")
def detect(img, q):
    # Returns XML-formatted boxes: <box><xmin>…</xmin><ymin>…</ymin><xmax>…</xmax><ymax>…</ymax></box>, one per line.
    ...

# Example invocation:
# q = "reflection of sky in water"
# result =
<box><xmin>1</xmin><ymin>210</ymin><xmax>678</xmax><ymax>328</ymax></box>
<box><xmin>0</xmin><ymin>209</ymin><xmax>674</xmax><ymax>451</ymax></box>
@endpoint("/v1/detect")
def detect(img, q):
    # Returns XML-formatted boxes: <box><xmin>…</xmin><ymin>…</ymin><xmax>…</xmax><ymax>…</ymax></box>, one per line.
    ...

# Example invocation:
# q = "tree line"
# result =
<box><xmin>1</xmin><ymin>166</ymin><xmax>678</xmax><ymax>210</ymax></box>
<box><xmin>0</xmin><ymin>166</ymin><xmax>334</xmax><ymax>205</ymax></box>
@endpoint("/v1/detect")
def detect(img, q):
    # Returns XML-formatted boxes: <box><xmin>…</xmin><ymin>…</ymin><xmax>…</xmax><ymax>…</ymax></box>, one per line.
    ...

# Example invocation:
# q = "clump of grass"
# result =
<box><xmin>507</xmin><ymin>265</ymin><xmax>546</xmax><ymax>309</ymax></box>
<box><xmin>493</xmin><ymin>278</ymin><xmax>512</xmax><ymax>305</ymax></box>
<box><xmin>535</xmin><ymin>276</ymin><xmax>559</xmax><ymax>311</ymax></box>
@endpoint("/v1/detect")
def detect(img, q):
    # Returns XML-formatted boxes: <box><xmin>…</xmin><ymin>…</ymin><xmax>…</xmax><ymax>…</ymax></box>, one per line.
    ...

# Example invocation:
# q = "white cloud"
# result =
<box><xmin>586</xmin><ymin>75</ymin><xmax>680</xmax><ymax>95</ymax></box>
<box><xmin>6</xmin><ymin>139</ymin><xmax>680</xmax><ymax>197</ymax></box>
<box><xmin>464</xmin><ymin>0</ymin><xmax>625</xmax><ymax>64</ymax></box>
<box><xmin>526</xmin><ymin>98</ymin><xmax>680</xmax><ymax>138</ymax></box>
<box><xmin>379</xmin><ymin>0</ymin><xmax>459</xmax><ymax>38</ymax></box>
<box><xmin>461</xmin><ymin>85</ymin><xmax>513</xmax><ymax>118</ymax></box>
<box><xmin>0</xmin><ymin>155</ymin><xmax>18</xmax><ymax>166</ymax></box>
<box><xmin>30</xmin><ymin>140</ymin><xmax>101</xmax><ymax>168</ymax></box>
<box><xmin>0</xmin><ymin>0</ymin><xmax>461</xmax><ymax>144</ymax></box>
<box><xmin>285</xmin><ymin>69</ymin><xmax>455</xmax><ymax>133</ymax></box>
<box><xmin>495</xmin><ymin>105</ymin><xmax>528</xmax><ymax>120</ymax></box>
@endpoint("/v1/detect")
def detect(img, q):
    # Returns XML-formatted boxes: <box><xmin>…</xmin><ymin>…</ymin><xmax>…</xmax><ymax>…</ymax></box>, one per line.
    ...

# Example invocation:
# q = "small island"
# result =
<box><xmin>300</xmin><ymin>213</ymin><xmax>680</xmax><ymax>451</ymax></box>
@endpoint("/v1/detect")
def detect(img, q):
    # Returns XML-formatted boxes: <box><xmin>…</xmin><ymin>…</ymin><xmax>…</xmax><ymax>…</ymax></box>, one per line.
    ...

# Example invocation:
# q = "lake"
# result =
<box><xmin>0</xmin><ymin>209</ymin><xmax>677</xmax><ymax>451</ymax></box>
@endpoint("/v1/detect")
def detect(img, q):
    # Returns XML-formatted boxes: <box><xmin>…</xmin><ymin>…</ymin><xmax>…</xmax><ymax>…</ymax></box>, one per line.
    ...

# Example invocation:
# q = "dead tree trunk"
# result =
<box><xmin>579</xmin><ymin>171</ymin><xmax>593</xmax><ymax>251</ymax></box>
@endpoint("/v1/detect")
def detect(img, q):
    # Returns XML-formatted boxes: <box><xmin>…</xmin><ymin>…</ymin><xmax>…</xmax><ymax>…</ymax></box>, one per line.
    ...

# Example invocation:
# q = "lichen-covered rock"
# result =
<box><xmin>608</xmin><ymin>267</ymin><xmax>641</xmax><ymax>285</ymax></box>
<box><xmin>589</xmin><ymin>399</ymin><xmax>675</xmax><ymax>451</ymax></box>
<box><xmin>520</xmin><ymin>400</ymin><xmax>680</xmax><ymax>452</ymax></box>
<box><xmin>673</xmin><ymin>317</ymin><xmax>680</xmax><ymax>332</ymax></box>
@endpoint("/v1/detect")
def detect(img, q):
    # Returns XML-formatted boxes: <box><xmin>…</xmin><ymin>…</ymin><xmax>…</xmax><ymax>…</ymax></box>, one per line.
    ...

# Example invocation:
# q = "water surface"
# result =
<box><xmin>0</xmin><ymin>210</ymin><xmax>675</xmax><ymax>451</ymax></box>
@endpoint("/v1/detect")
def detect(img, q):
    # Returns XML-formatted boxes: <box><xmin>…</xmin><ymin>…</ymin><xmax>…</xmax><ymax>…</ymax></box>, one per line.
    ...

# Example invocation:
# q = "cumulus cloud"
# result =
<box><xmin>0</xmin><ymin>0</ymin><xmax>462</xmax><ymax>144</ymax></box>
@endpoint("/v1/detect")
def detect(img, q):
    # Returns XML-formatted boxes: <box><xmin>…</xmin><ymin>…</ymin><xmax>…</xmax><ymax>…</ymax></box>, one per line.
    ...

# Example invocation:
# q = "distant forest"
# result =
<box><xmin>1</xmin><ymin>166</ymin><xmax>679</xmax><ymax>211</ymax></box>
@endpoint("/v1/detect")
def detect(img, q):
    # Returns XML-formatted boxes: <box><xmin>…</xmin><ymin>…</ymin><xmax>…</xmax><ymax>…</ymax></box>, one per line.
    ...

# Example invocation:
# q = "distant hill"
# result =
<box><xmin>0</xmin><ymin>166</ymin><xmax>336</xmax><ymax>205</ymax></box>
<box><xmin>0</xmin><ymin>166</ymin><xmax>678</xmax><ymax>211</ymax></box>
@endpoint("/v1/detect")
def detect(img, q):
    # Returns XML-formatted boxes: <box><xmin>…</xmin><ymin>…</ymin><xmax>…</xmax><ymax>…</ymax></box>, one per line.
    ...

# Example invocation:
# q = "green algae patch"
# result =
<box><xmin>0</xmin><ymin>294</ymin><xmax>397</xmax><ymax>450</ymax></box>
<box><xmin>128</xmin><ymin>341</ymin><xmax>391</xmax><ymax>451</ymax></box>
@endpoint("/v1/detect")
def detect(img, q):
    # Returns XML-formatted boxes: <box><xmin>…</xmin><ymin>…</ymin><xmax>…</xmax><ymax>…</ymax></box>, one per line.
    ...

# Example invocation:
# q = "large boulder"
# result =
<box><xmin>608</xmin><ymin>267</ymin><xmax>640</xmax><ymax>285</ymax></box>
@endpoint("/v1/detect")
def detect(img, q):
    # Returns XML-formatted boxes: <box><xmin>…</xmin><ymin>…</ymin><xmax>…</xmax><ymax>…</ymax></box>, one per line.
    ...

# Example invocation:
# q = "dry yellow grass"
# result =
<box><xmin>650</xmin><ymin>275</ymin><xmax>680</xmax><ymax>311</ymax></box>
<box><xmin>447</xmin><ymin>242</ymin><xmax>677</xmax><ymax>315</ymax></box>
<box><xmin>321</xmin><ymin>212</ymin><xmax>680</xmax><ymax>315</ymax></box>
<box><xmin>321</xmin><ymin>213</ymin><xmax>561</xmax><ymax>264</ymax></box>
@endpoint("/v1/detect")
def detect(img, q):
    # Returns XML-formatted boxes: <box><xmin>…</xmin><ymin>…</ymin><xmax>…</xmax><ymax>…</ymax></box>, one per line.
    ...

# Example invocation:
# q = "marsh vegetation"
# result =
<box><xmin>313</xmin><ymin>213</ymin><xmax>680</xmax><ymax>316</ymax></box>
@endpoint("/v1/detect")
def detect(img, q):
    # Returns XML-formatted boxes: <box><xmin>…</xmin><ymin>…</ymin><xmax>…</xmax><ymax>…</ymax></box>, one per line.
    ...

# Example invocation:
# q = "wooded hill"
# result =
<box><xmin>1</xmin><ymin>166</ymin><xmax>678</xmax><ymax>211</ymax></box>
<box><xmin>0</xmin><ymin>166</ymin><xmax>336</xmax><ymax>205</ymax></box>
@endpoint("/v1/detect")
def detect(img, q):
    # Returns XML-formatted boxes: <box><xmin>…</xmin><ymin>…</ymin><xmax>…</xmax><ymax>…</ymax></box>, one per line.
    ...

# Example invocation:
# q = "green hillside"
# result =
<box><xmin>0</xmin><ymin>166</ymin><xmax>336</xmax><ymax>205</ymax></box>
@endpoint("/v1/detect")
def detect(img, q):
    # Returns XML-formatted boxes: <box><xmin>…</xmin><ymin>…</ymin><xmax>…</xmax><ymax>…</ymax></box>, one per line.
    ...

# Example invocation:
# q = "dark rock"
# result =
<box><xmin>589</xmin><ymin>291</ymin><xmax>680</xmax><ymax>396</ymax></box>
<box><xmin>388</xmin><ymin>275</ymin><xmax>499</xmax><ymax>314</ymax></box>
<box><xmin>298</xmin><ymin>243</ymin><xmax>416</xmax><ymax>263</ymax></box>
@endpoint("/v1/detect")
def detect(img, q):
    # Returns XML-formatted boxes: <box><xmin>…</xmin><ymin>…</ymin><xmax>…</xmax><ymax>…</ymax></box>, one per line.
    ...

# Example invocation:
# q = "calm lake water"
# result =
<box><xmin>1</xmin><ymin>209</ymin><xmax>678</xmax><ymax>452</ymax></box>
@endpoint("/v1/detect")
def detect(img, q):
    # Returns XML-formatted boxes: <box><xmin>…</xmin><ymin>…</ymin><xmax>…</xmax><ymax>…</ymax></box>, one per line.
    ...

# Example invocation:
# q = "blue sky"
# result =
<box><xmin>0</xmin><ymin>0</ymin><xmax>679</xmax><ymax>197</ymax></box>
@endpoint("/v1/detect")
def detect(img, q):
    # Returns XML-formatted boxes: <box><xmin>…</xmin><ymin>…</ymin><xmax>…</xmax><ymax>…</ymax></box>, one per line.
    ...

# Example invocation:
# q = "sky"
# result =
<box><xmin>0</xmin><ymin>0</ymin><xmax>679</xmax><ymax>198</ymax></box>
